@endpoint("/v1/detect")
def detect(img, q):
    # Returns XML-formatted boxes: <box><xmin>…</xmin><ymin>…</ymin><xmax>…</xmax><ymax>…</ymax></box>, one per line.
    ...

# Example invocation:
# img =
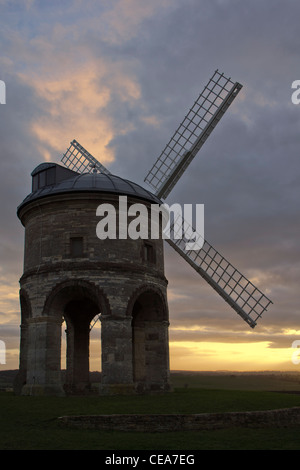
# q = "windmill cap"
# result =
<box><xmin>17</xmin><ymin>162</ymin><xmax>161</xmax><ymax>218</ymax></box>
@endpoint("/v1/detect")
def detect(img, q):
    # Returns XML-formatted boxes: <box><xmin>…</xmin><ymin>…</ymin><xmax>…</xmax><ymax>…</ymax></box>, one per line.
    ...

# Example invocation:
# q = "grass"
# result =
<box><xmin>1</xmin><ymin>378</ymin><xmax>300</xmax><ymax>450</ymax></box>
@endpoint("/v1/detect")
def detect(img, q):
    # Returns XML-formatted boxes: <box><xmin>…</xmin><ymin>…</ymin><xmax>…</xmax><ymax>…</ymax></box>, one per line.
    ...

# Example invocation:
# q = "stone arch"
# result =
<box><xmin>126</xmin><ymin>284</ymin><xmax>169</xmax><ymax>320</ymax></box>
<box><xmin>42</xmin><ymin>279</ymin><xmax>111</xmax><ymax>394</ymax></box>
<box><xmin>127</xmin><ymin>284</ymin><xmax>170</xmax><ymax>392</ymax></box>
<box><xmin>43</xmin><ymin>279</ymin><xmax>111</xmax><ymax>319</ymax></box>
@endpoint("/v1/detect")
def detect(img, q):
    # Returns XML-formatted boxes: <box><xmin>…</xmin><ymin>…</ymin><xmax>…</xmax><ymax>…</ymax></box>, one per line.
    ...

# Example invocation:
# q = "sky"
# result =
<box><xmin>0</xmin><ymin>0</ymin><xmax>300</xmax><ymax>373</ymax></box>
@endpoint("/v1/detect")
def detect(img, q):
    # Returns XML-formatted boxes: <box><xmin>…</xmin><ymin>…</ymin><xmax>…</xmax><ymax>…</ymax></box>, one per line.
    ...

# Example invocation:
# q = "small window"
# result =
<box><xmin>143</xmin><ymin>242</ymin><xmax>155</xmax><ymax>263</ymax></box>
<box><xmin>32</xmin><ymin>167</ymin><xmax>56</xmax><ymax>191</ymax></box>
<box><xmin>70</xmin><ymin>237</ymin><xmax>84</xmax><ymax>257</ymax></box>
<box><xmin>39</xmin><ymin>170</ymin><xmax>46</xmax><ymax>187</ymax></box>
<box><xmin>32</xmin><ymin>175</ymin><xmax>39</xmax><ymax>191</ymax></box>
<box><xmin>46</xmin><ymin>167</ymin><xmax>56</xmax><ymax>186</ymax></box>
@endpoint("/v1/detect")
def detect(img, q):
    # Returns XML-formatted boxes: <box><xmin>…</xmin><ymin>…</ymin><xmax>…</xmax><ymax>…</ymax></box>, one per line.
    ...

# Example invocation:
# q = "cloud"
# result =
<box><xmin>99</xmin><ymin>0</ymin><xmax>174</xmax><ymax>45</ymax></box>
<box><xmin>0</xmin><ymin>0</ymin><xmax>163</xmax><ymax>164</ymax></box>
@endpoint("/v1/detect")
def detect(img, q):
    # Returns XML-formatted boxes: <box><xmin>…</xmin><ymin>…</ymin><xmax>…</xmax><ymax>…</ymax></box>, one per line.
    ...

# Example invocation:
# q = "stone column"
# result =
<box><xmin>132</xmin><ymin>322</ymin><xmax>146</xmax><ymax>383</ymax></box>
<box><xmin>22</xmin><ymin>316</ymin><xmax>65</xmax><ymax>396</ymax></box>
<box><xmin>156</xmin><ymin>320</ymin><xmax>171</xmax><ymax>391</ymax></box>
<box><xmin>133</xmin><ymin>319</ymin><xmax>171</xmax><ymax>392</ymax></box>
<box><xmin>13</xmin><ymin>323</ymin><xmax>28</xmax><ymax>395</ymax></box>
<box><xmin>73</xmin><ymin>322</ymin><xmax>90</xmax><ymax>389</ymax></box>
<box><xmin>64</xmin><ymin>316</ymin><xmax>90</xmax><ymax>393</ymax></box>
<box><xmin>100</xmin><ymin>315</ymin><xmax>134</xmax><ymax>395</ymax></box>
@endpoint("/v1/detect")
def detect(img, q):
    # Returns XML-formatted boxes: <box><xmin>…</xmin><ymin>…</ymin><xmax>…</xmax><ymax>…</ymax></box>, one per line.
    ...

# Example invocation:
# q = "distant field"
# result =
<box><xmin>170</xmin><ymin>371</ymin><xmax>300</xmax><ymax>392</ymax></box>
<box><xmin>1</xmin><ymin>371</ymin><xmax>300</xmax><ymax>450</ymax></box>
<box><xmin>2</xmin><ymin>370</ymin><xmax>300</xmax><ymax>392</ymax></box>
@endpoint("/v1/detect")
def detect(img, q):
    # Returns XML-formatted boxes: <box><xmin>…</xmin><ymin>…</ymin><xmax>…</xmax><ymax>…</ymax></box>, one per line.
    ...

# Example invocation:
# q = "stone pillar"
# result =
<box><xmin>133</xmin><ymin>319</ymin><xmax>171</xmax><ymax>392</ymax></box>
<box><xmin>132</xmin><ymin>324</ymin><xmax>146</xmax><ymax>382</ymax></box>
<box><xmin>100</xmin><ymin>315</ymin><xmax>134</xmax><ymax>395</ymax></box>
<box><xmin>153</xmin><ymin>320</ymin><xmax>171</xmax><ymax>390</ymax></box>
<box><xmin>64</xmin><ymin>315</ymin><xmax>91</xmax><ymax>393</ymax></box>
<box><xmin>73</xmin><ymin>322</ymin><xmax>90</xmax><ymax>389</ymax></box>
<box><xmin>13</xmin><ymin>323</ymin><xmax>28</xmax><ymax>394</ymax></box>
<box><xmin>22</xmin><ymin>316</ymin><xmax>65</xmax><ymax>396</ymax></box>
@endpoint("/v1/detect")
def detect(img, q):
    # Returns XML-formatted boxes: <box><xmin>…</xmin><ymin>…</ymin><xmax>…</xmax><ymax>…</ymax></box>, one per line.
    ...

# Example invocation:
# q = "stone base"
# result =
<box><xmin>21</xmin><ymin>384</ymin><xmax>65</xmax><ymax>397</ymax></box>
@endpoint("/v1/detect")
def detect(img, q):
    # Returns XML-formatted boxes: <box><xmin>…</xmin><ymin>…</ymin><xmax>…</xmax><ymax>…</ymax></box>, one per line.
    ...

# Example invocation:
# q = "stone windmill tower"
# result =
<box><xmin>15</xmin><ymin>70</ymin><xmax>272</xmax><ymax>396</ymax></box>
<box><xmin>16</xmin><ymin>164</ymin><xmax>170</xmax><ymax>396</ymax></box>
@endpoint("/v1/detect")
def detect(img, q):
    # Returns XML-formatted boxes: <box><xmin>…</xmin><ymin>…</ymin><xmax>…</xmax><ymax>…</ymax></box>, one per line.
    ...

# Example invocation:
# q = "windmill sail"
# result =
<box><xmin>61</xmin><ymin>139</ymin><xmax>111</xmax><ymax>175</ymax></box>
<box><xmin>59</xmin><ymin>69</ymin><xmax>272</xmax><ymax>328</ymax></box>
<box><xmin>144</xmin><ymin>70</ymin><xmax>242</xmax><ymax>199</ymax></box>
<box><xmin>166</xmin><ymin>216</ymin><xmax>272</xmax><ymax>329</ymax></box>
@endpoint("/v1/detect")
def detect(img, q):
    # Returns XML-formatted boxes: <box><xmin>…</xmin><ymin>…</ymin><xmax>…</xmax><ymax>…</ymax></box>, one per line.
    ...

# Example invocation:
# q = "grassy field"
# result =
<box><xmin>1</xmin><ymin>372</ymin><xmax>300</xmax><ymax>450</ymax></box>
<box><xmin>170</xmin><ymin>371</ymin><xmax>300</xmax><ymax>391</ymax></box>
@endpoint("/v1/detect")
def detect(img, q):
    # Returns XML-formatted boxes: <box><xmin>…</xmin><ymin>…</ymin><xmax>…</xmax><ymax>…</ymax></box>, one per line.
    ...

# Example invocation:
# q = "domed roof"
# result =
<box><xmin>17</xmin><ymin>163</ymin><xmax>161</xmax><ymax>216</ymax></box>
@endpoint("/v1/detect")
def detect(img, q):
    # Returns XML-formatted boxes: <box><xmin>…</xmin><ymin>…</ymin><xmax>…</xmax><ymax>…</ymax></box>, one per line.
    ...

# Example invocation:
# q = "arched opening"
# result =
<box><xmin>61</xmin><ymin>312</ymin><xmax>102</xmax><ymax>391</ymax></box>
<box><xmin>61</xmin><ymin>318</ymin><xmax>67</xmax><ymax>372</ymax></box>
<box><xmin>131</xmin><ymin>289</ymin><xmax>170</xmax><ymax>392</ymax></box>
<box><xmin>64</xmin><ymin>298</ymin><xmax>100</xmax><ymax>393</ymax></box>
<box><xmin>89</xmin><ymin>314</ymin><xmax>102</xmax><ymax>384</ymax></box>
<box><xmin>43</xmin><ymin>280</ymin><xmax>107</xmax><ymax>395</ymax></box>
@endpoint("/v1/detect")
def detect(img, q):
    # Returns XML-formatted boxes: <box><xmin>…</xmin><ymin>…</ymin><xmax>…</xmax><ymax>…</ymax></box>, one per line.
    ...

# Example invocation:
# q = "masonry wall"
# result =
<box><xmin>16</xmin><ymin>191</ymin><xmax>170</xmax><ymax>396</ymax></box>
<box><xmin>58</xmin><ymin>408</ymin><xmax>300</xmax><ymax>432</ymax></box>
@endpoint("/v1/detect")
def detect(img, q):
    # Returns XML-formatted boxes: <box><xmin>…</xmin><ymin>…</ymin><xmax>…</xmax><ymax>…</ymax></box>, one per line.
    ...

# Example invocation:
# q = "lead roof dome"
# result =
<box><xmin>17</xmin><ymin>163</ymin><xmax>160</xmax><ymax>217</ymax></box>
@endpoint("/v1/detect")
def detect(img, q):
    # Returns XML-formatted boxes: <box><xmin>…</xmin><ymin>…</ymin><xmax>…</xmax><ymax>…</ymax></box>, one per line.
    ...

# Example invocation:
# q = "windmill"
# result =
<box><xmin>61</xmin><ymin>69</ymin><xmax>272</xmax><ymax>330</ymax></box>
